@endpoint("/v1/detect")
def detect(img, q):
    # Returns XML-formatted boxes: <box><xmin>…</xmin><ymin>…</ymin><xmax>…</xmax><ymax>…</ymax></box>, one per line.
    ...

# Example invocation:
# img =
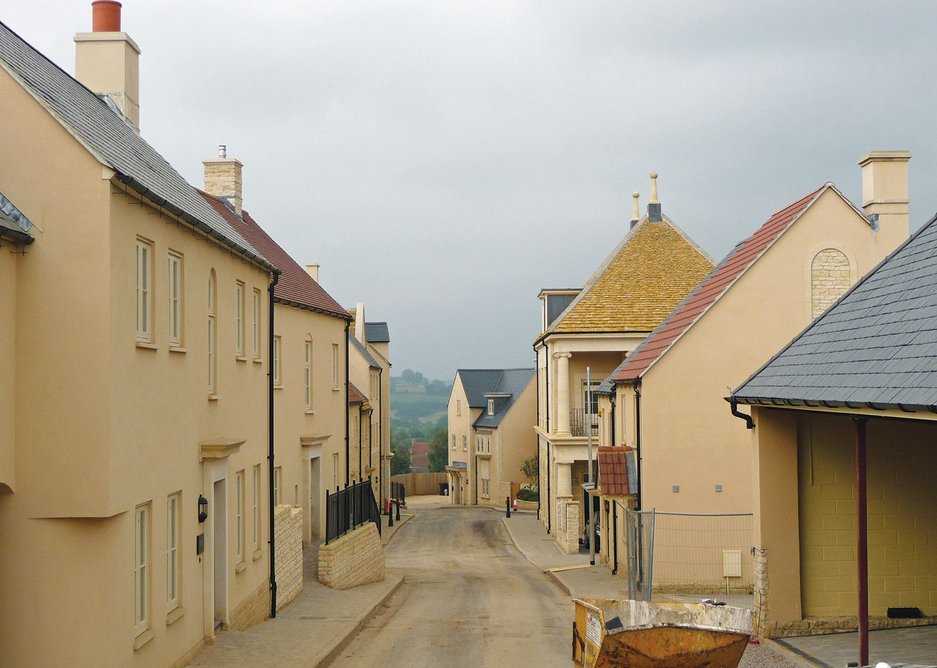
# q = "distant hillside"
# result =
<box><xmin>390</xmin><ymin>369</ymin><xmax>451</xmax><ymax>428</ymax></box>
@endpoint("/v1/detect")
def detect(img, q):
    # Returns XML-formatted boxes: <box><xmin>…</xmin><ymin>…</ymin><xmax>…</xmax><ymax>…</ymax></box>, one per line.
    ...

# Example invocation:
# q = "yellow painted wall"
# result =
<box><xmin>798</xmin><ymin>414</ymin><xmax>937</xmax><ymax>618</ymax></box>
<box><xmin>0</xmin><ymin>241</ymin><xmax>20</xmax><ymax>492</ymax></box>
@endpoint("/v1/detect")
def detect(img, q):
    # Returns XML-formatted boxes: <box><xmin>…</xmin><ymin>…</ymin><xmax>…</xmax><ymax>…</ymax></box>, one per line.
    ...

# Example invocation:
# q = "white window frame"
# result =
<box><xmin>166</xmin><ymin>493</ymin><xmax>180</xmax><ymax>611</ymax></box>
<box><xmin>451</xmin><ymin>435</ymin><xmax>456</xmax><ymax>450</ymax></box>
<box><xmin>273</xmin><ymin>336</ymin><xmax>282</xmax><ymax>387</ymax></box>
<box><xmin>456</xmin><ymin>399</ymin><xmax>461</xmax><ymax>416</ymax></box>
<box><xmin>487</xmin><ymin>399</ymin><xmax>494</xmax><ymax>416</ymax></box>
<box><xmin>252</xmin><ymin>465</ymin><xmax>261</xmax><ymax>552</ymax></box>
<box><xmin>252</xmin><ymin>288</ymin><xmax>262</xmax><ymax>359</ymax></box>
<box><xmin>235</xmin><ymin>470</ymin><xmax>245</xmax><ymax>564</ymax></box>
<box><xmin>331</xmin><ymin>343</ymin><xmax>339</xmax><ymax>389</ymax></box>
<box><xmin>273</xmin><ymin>466</ymin><xmax>282</xmax><ymax>506</ymax></box>
<box><xmin>134</xmin><ymin>502</ymin><xmax>151</xmax><ymax>634</ymax></box>
<box><xmin>304</xmin><ymin>339</ymin><xmax>313</xmax><ymax>409</ymax></box>
<box><xmin>462</xmin><ymin>435</ymin><xmax>467</xmax><ymax>452</ymax></box>
<box><xmin>167</xmin><ymin>251</ymin><xmax>183</xmax><ymax>347</ymax></box>
<box><xmin>236</xmin><ymin>280</ymin><xmax>245</xmax><ymax>358</ymax></box>
<box><xmin>332</xmin><ymin>453</ymin><xmax>339</xmax><ymax>489</ymax></box>
<box><xmin>208</xmin><ymin>270</ymin><xmax>217</xmax><ymax>395</ymax></box>
<box><xmin>136</xmin><ymin>238</ymin><xmax>154</xmax><ymax>342</ymax></box>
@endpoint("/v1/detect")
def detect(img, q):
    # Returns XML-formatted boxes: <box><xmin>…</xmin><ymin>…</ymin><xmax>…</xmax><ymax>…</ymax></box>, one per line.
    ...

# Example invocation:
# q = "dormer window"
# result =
<box><xmin>487</xmin><ymin>399</ymin><xmax>494</xmax><ymax>416</ymax></box>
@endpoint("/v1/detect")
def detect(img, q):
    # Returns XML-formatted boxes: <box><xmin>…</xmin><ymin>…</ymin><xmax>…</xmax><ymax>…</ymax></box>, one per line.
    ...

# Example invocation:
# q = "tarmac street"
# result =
<box><xmin>331</xmin><ymin>501</ymin><xmax>572</xmax><ymax>667</ymax></box>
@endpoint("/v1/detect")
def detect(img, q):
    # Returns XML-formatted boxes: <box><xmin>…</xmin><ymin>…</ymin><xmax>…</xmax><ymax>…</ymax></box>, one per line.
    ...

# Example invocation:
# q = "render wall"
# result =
<box><xmin>0</xmin><ymin>65</ymin><xmax>272</xmax><ymax>667</ymax></box>
<box><xmin>274</xmin><ymin>305</ymin><xmax>347</xmax><ymax>545</ymax></box>
<box><xmin>639</xmin><ymin>189</ymin><xmax>901</xmax><ymax>520</ymax></box>
<box><xmin>0</xmin><ymin>243</ymin><xmax>18</xmax><ymax>492</ymax></box>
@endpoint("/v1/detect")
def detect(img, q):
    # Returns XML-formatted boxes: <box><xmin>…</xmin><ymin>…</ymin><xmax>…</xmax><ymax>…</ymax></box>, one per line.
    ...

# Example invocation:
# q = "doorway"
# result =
<box><xmin>213</xmin><ymin>478</ymin><xmax>227</xmax><ymax>626</ymax></box>
<box><xmin>309</xmin><ymin>457</ymin><xmax>321</xmax><ymax>541</ymax></box>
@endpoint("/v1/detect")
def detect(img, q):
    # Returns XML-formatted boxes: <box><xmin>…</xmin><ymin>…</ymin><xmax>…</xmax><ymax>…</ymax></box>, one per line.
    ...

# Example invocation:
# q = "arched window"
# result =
<box><xmin>811</xmin><ymin>249</ymin><xmax>850</xmax><ymax>319</ymax></box>
<box><xmin>208</xmin><ymin>269</ymin><xmax>217</xmax><ymax>394</ymax></box>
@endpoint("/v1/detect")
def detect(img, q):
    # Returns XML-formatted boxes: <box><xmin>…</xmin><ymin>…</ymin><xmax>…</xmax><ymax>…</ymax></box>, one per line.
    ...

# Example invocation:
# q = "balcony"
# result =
<box><xmin>570</xmin><ymin>409</ymin><xmax>599</xmax><ymax>437</ymax></box>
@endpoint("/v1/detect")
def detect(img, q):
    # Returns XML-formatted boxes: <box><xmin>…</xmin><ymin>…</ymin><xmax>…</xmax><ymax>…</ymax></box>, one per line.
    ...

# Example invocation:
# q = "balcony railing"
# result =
<box><xmin>570</xmin><ymin>409</ymin><xmax>599</xmax><ymax>437</ymax></box>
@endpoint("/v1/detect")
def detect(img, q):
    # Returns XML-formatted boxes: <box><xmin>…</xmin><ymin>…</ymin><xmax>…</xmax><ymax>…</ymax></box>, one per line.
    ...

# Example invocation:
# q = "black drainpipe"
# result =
<box><xmin>377</xmin><ymin>367</ymin><xmax>384</xmax><ymax>504</ymax></box>
<box><xmin>369</xmin><ymin>408</ymin><xmax>374</xmax><ymax>472</ymax></box>
<box><xmin>545</xmin><ymin>346</ymin><xmax>551</xmax><ymax>533</ymax></box>
<box><xmin>610</xmin><ymin>395</ymin><xmax>616</xmax><ymax>446</ymax></box>
<box><xmin>344</xmin><ymin>324</ymin><xmax>350</xmax><ymax>487</ymax></box>
<box><xmin>267</xmin><ymin>270</ymin><xmax>280</xmax><ymax>618</ymax></box>
<box><xmin>729</xmin><ymin>399</ymin><xmax>755</xmax><ymax>430</ymax></box>
<box><xmin>634</xmin><ymin>383</ymin><xmax>643</xmax><ymax>511</ymax></box>
<box><xmin>358</xmin><ymin>409</ymin><xmax>364</xmax><ymax>481</ymax></box>
<box><xmin>535</xmin><ymin>360</ymin><xmax>540</xmax><ymax>520</ymax></box>
<box><xmin>612</xmin><ymin>501</ymin><xmax>618</xmax><ymax>575</ymax></box>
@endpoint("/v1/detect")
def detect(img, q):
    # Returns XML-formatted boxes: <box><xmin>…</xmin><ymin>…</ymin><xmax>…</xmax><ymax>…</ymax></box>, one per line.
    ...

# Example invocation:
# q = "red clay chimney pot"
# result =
<box><xmin>91</xmin><ymin>0</ymin><xmax>122</xmax><ymax>32</ymax></box>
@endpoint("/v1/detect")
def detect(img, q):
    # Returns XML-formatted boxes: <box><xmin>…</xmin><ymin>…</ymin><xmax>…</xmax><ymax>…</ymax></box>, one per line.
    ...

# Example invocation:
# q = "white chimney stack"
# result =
<box><xmin>355</xmin><ymin>302</ymin><xmax>366</xmax><ymax>343</ymax></box>
<box><xmin>305</xmin><ymin>264</ymin><xmax>320</xmax><ymax>282</ymax></box>
<box><xmin>859</xmin><ymin>151</ymin><xmax>910</xmax><ymax>249</ymax></box>
<box><xmin>74</xmin><ymin>1</ymin><xmax>141</xmax><ymax>132</ymax></box>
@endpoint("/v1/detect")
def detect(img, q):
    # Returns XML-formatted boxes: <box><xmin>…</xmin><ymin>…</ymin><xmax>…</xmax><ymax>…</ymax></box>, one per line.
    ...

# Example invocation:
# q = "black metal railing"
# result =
<box><xmin>569</xmin><ymin>409</ymin><xmax>600</xmax><ymax>437</ymax></box>
<box><xmin>325</xmin><ymin>478</ymin><xmax>381</xmax><ymax>544</ymax></box>
<box><xmin>390</xmin><ymin>481</ymin><xmax>406</xmax><ymax>506</ymax></box>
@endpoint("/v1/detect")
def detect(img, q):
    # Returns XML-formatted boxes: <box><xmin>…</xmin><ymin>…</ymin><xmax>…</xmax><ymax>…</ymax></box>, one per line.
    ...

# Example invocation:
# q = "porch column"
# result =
<box><xmin>555</xmin><ymin>352</ymin><xmax>572</xmax><ymax>435</ymax></box>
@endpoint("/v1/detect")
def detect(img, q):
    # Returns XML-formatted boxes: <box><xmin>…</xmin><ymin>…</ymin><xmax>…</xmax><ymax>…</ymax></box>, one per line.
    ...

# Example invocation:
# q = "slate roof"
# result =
<box><xmin>0</xmin><ymin>21</ymin><xmax>272</xmax><ymax>271</ymax></box>
<box><xmin>200</xmin><ymin>192</ymin><xmax>348</xmax><ymax>319</ymax></box>
<box><xmin>733</xmin><ymin>210</ymin><xmax>937</xmax><ymax>411</ymax></box>
<box><xmin>612</xmin><ymin>185</ymin><xmax>834</xmax><ymax>384</ymax></box>
<box><xmin>350</xmin><ymin>334</ymin><xmax>381</xmax><ymax>369</ymax></box>
<box><xmin>598</xmin><ymin>446</ymin><xmax>637</xmax><ymax>496</ymax></box>
<box><xmin>541</xmin><ymin>215</ymin><xmax>713</xmax><ymax>339</ymax></box>
<box><xmin>366</xmin><ymin>322</ymin><xmax>390</xmax><ymax>343</ymax></box>
<box><xmin>0</xmin><ymin>191</ymin><xmax>33</xmax><ymax>243</ymax></box>
<box><xmin>472</xmin><ymin>368</ymin><xmax>535</xmax><ymax>429</ymax></box>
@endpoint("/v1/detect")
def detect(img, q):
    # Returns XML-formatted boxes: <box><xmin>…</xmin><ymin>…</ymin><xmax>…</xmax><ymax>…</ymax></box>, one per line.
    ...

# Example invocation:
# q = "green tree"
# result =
<box><xmin>391</xmin><ymin>446</ymin><xmax>411</xmax><ymax>474</ymax></box>
<box><xmin>521</xmin><ymin>455</ymin><xmax>538</xmax><ymax>487</ymax></box>
<box><xmin>428</xmin><ymin>428</ymin><xmax>448</xmax><ymax>472</ymax></box>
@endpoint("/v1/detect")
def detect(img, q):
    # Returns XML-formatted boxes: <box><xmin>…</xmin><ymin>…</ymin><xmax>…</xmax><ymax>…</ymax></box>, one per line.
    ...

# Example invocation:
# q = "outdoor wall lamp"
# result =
<box><xmin>198</xmin><ymin>495</ymin><xmax>208</xmax><ymax>523</ymax></box>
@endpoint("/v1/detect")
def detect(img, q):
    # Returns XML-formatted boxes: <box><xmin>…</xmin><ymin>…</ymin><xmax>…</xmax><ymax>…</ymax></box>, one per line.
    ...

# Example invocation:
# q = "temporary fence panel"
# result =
<box><xmin>624</xmin><ymin>508</ymin><xmax>655</xmax><ymax>602</ymax></box>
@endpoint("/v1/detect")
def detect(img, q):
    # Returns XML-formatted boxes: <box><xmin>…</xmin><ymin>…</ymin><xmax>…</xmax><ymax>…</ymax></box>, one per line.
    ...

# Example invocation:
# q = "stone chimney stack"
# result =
<box><xmin>647</xmin><ymin>172</ymin><xmax>662</xmax><ymax>222</ymax></box>
<box><xmin>74</xmin><ymin>1</ymin><xmax>141</xmax><ymax>132</ymax></box>
<box><xmin>203</xmin><ymin>144</ymin><xmax>244</xmax><ymax>216</ymax></box>
<box><xmin>305</xmin><ymin>264</ymin><xmax>320</xmax><ymax>282</ymax></box>
<box><xmin>859</xmin><ymin>151</ymin><xmax>910</xmax><ymax>246</ymax></box>
<box><xmin>355</xmin><ymin>303</ymin><xmax>366</xmax><ymax>343</ymax></box>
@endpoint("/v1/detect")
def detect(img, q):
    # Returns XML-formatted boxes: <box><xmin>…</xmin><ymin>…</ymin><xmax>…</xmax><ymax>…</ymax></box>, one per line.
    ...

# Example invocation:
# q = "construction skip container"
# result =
<box><xmin>571</xmin><ymin>598</ymin><xmax>752</xmax><ymax>667</ymax></box>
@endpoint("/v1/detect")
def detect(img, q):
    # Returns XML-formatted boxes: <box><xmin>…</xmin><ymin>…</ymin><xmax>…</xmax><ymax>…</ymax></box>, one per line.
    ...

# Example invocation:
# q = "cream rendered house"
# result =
<box><xmin>198</xmin><ymin>161</ymin><xmax>351</xmax><ymax>549</ymax></box>
<box><xmin>348</xmin><ymin>309</ymin><xmax>391</xmax><ymax>507</ymax></box>
<box><xmin>535</xmin><ymin>179</ymin><xmax>714</xmax><ymax>553</ymax></box>
<box><xmin>0</xmin><ymin>6</ymin><xmax>280</xmax><ymax>666</ymax></box>
<box><xmin>446</xmin><ymin>369</ymin><xmax>536</xmax><ymax>507</ymax></box>
<box><xmin>596</xmin><ymin>154</ymin><xmax>911</xmax><ymax>592</ymax></box>
<box><xmin>730</xmin><ymin>198</ymin><xmax>937</xmax><ymax>648</ymax></box>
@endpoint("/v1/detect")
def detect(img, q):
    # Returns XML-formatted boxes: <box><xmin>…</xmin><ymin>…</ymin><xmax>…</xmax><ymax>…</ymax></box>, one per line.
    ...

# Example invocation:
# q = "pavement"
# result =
<box><xmin>188</xmin><ymin>507</ymin><xmax>413</xmax><ymax>667</ymax></box>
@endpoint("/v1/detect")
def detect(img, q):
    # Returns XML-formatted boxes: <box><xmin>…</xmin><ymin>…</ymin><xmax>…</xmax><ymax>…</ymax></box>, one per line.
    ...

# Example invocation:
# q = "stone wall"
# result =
<box><xmin>810</xmin><ymin>248</ymin><xmax>850</xmax><ymax>318</ymax></box>
<box><xmin>556</xmin><ymin>499</ymin><xmax>580</xmax><ymax>555</ymax></box>
<box><xmin>752</xmin><ymin>546</ymin><xmax>768</xmax><ymax>638</ymax></box>
<box><xmin>318</xmin><ymin>522</ymin><xmax>385</xmax><ymax>590</ymax></box>
<box><xmin>275</xmin><ymin>504</ymin><xmax>304</xmax><ymax>611</ymax></box>
<box><xmin>228</xmin><ymin>581</ymin><xmax>269</xmax><ymax>631</ymax></box>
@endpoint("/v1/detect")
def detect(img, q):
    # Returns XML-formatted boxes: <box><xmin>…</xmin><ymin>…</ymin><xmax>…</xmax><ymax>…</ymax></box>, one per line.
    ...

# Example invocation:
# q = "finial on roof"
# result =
<box><xmin>218</xmin><ymin>144</ymin><xmax>227</xmax><ymax>158</ymax></box>
<box><xmin>647</xmin><ymin>172</ymin><xmax>662</xmax><ymax>222</ymax></box>
<box><xmin>630</xmin><ymin>191</ymin><xmax>640</xmax><ymax>229</ymax></box>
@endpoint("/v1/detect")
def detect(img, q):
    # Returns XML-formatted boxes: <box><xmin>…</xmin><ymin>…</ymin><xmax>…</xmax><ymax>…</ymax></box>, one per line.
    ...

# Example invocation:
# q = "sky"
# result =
<box><xmin>6</xmin><ymin>2</ymin><xmax>937</xmax><ymax>382</ymax></box>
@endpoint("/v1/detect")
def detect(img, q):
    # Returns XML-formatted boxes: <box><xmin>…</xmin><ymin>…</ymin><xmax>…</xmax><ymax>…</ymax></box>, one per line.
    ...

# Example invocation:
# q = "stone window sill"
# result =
<box><xmin>235</xmin><ymin>560</ymin><xmax>248</xmax><ymax>574</ymax></box>
<box><xmin>133</xmin><ymin>628</ymin><xmax>154</xmax><ymax>651</ymax></box>
<box><xmin>208</xmin><ymin>394</ymin><xmax>219</xmax><ymax>402</ymax></box>
<box><xmin>136</xmin><ymin>341</ymin><xmax>159</xmax><ymax>351</ymax></box>
<box><xmin>305</xmin><ymin>409</ymin><xmax>315</xmax><ymax>415</ymax></box>
<box><xmin>166</xmin><ymin>606</ymin><xmax>184</xmax><ymax>626</ymax></box>
<box><xmin>252</xmin><ymin>548</ymin><xmax>263</xmax><ymax>562</ymax></box>
<box><xmin>253</xmin><ymin>358</ymin><xmax>263</xmax><ymax>365</ymax></box>
<box><xmin>236</xmin><ymin>355</ymin><xmax>248</xmax><ymax>362</ymax></box>
<box><xmin>168</xmin><ymin>346</ymin><xmax>187</xmax><ymax>354</ymax></box>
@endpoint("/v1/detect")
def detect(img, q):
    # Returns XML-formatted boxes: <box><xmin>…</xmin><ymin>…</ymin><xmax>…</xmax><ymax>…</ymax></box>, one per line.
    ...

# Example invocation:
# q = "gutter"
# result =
<box><xmin>267</xmin><ymin>270</ymin><xmax>280</xmax><ymax>618</ymax></box>
<box><xmin>634</xmin><ymin>383</ymin><xmax>642</xmax><ymax>511</ymax></box>
<box><xmin>114</xmin><ymin>173</ymin><xmax>276</xmax><ymax>274</ymax></box>
<box><xmin>0</xmin><ymin>226</ymin><xmax>34</xmax><ymax>245</ymax></box>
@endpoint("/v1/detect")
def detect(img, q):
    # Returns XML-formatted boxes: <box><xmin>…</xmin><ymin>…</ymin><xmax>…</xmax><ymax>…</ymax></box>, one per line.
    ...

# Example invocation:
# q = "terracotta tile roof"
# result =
<box><xmin>200</xmin><ymin>192</ymin><xmax>349</xmax><ymax>320</ymax></box>
<box><xmin>598</xmin><ymin>446</ymin><xmax>635</xmax><ymax>496</ymax></box>
<box><xmin>613</xmin><ymin>185</ymin><xmax>830</xmax><ymax>383</ymax></box>
<box><xmin>550</xmin><ymin>218</ymin><xmax>713</xmax><ymax>335</ymax></box>
<box><xmin>348</xmin><ymin>382</ymin><xmax>366</xmax><ymax>404</ymax></box>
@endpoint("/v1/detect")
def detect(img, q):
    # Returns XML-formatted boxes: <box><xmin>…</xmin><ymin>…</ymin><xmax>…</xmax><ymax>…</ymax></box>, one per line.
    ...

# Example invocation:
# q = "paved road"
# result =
<box><xmin>331</xmin><ymin>502</ymin><xmax>572</xmax><ymax>667</ymax></box>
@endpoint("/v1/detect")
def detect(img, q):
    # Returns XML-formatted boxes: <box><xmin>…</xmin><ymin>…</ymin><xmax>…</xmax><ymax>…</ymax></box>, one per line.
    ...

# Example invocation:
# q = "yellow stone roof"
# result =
<box><xmin>551</xmin><ymin>218</ymin><xmax>714</xmax><ymax>334</ymax></box>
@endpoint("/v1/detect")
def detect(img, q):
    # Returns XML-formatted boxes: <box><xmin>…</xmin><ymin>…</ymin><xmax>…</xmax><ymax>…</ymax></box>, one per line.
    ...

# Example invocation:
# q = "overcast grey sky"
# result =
<box><xmin>7</xmin><ymin>2</ymin><xmax>937</xmax><ymax>381</ymax></box>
